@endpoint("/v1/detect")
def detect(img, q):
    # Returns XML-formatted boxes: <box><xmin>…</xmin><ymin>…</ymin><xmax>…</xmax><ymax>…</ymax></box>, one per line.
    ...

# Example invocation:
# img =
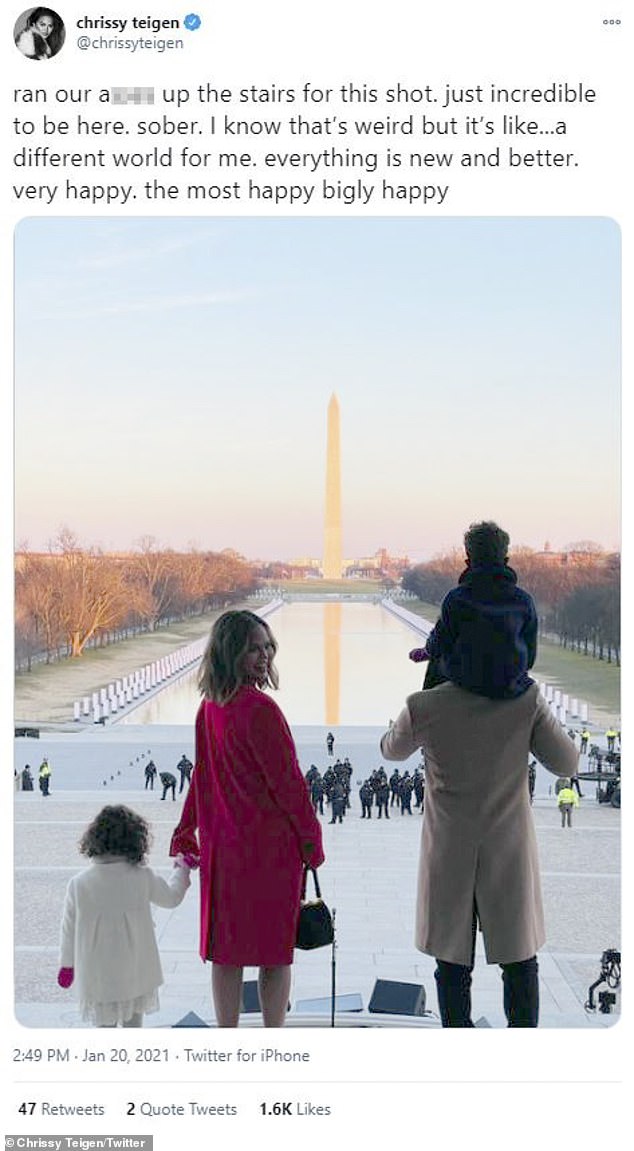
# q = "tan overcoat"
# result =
<box><xmin>380</xmin><ymin>683</ymin><xmax>578</xmax><ymax>965</ymax></box>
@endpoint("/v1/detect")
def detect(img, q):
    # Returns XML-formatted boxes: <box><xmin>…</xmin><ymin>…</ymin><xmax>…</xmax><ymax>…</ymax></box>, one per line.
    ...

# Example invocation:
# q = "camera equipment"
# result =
<box><xmin>585</xmin><ymin>948</ymin><xmax>621</xmax><ymax>1013</ymax></box>
<box><xmin>597</xmin><ymin>991</ymin><xmax>616</xmax><ymax>1013</ymax></box>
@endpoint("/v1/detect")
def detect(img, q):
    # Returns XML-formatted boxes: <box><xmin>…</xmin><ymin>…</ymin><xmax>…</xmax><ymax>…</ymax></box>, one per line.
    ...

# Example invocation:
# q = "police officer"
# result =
<box><xmin>399</xmin><ymin>772</ymin><xmax>413</xmax><ymax>814</ymax></box>
<box><xmin>557</xmin><ymin>780</ymin><xmax>579</xmax><ymax>827</ymax></box>
<box><xmin>310</xmin><ymin>772</ymin><xmax>325</xmax><ymax>815</ymax></box>
<box><xmin>528</xmin><ymin>759</ymin><xmax>537</xmax><ymax>805</ymax></box>
<box><xmin>38</xmin><ymin>757</ymin><xmax>52</xmax><ymax>796</ymax></box>
<box><xmin>413</xmin><ymin>768</ymin><xmax>425</xmax><ymax>809</ymax></box>
<box><xmin>579</xmin><ymin>728</ymin><xmax>590</xmax><ymax>754</ymax></box>
<box><xmin>326</xmin><ymin>731</ymin><xmax>335</xmax><ymax>756</ymax></box>
<box><xmin>389</xmin><ymin>768</ymin><xmax>401</xmax><ymax>807</ymax></box>
<box><xmin>375</xmin><ymin>778</ymin><xmax>390</xmax><ymax>819</ymax></box>
<box><xmin>159</xmin><ymin>771</ymin><xmax>177</xmax><ymax>801</ymax></box>
<box><xmin>334</xmin><ymin>760</ymin><xmax>351</xmax><ymax>809</ymax></box>
<box><xmin>359</xmin><ymin>779</ymin><xmax>373</xmax><ymax>818</ymax></box>
<box><xmin>305</xmin><ymin>764</ymin><xmax>319</xmax><ymax>786</ymax></box>
<box><xmin>370</xmin><ymin>767</ymin><xmax>382</xmax><ymax>800</ymax></box>
<box><xmin>329</xmin><ymin>780</ymin><xmax>346</xmax><ymax>824</ymax></box>
<box><xmin>177</xmin><ymin>754</ymin><xmax>193</xmax><ymax>793</ymax></box>
<box><xmin>322</xmin><ymin>765</ymin><xmax>336</xmax><ymax>805</ymax></box>
<box><xmin>144</xmin><ymin>759</ymin><xmax>157</xmax><ymax>790</ymax></box>
<box><xmin>570</xmin><ymin>773</ymin><xmax>584</xmax><ymax>797</ymax></box>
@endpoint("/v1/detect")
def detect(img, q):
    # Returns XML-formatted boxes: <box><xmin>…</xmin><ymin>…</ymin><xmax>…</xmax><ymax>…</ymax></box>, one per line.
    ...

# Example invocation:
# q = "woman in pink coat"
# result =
<box><xmin>170</xmin><ymin>610</ymin><xmax>324</xmax><ymax>1027</ymax></box>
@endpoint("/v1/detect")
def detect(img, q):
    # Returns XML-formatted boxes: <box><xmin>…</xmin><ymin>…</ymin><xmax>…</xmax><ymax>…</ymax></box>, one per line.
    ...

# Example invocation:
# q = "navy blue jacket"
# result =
<box><xmin>424</xmin><ymin>564</ymin><xmax>537</xmax><ymax>699</ymax></box>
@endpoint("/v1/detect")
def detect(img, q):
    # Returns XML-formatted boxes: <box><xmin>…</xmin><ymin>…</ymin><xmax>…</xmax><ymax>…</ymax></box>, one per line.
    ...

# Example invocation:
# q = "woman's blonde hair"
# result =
<box><xmin>197</xmin><ymin>610</ymin><xmax>279</xmax><ymax>703</ymax></box>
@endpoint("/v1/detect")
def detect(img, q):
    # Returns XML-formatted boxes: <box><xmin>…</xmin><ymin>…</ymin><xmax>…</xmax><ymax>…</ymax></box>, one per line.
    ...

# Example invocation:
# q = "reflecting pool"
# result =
<box><xmin>120</xmin><ymin>601</ymin><xmax>427</xmax><ymax>726</ymax></box>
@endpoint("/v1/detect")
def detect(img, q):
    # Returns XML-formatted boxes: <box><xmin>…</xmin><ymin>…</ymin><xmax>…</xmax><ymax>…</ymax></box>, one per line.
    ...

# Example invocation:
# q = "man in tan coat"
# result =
<box><xmin>381</xmin><ymin>682</ymin><xmax>578</xmax><ymax>1027</ymax></box>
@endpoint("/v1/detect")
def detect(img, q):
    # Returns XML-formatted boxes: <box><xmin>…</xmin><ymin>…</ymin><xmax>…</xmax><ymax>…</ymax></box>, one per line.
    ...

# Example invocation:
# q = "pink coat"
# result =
<box><xmin>170</xmin><ymin>687</ymin><xmax>324</xmax><ymax>966</ymax></box>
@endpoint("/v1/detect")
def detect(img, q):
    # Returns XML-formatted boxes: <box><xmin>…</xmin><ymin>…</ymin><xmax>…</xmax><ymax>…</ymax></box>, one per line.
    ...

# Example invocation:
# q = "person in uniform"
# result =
<box><xmin>329</xmin><ymin>780</ymin><xmax>346</xmax><ymax>824</ymax></box>
<box><xmin>527</xmin><ymin>760</ymin><xmax>537</xmax><ymax>805</ymax></box>
<box><xmin>570</xmin><ymin>772</ymin><xmax>584</xmax><ymax>798</ymax></box>
<box><xmin>413</xmin><ymin>768</ymin><xmax>425</xmax><ymax>809</ymax></box>
<box><xmin>399</xmin><ymin>772</ymin><xmax>414</xmax><ymax>814</ymax></box>
<box><xmin>341</xmin><ymin>758</ymin><xmax>353</xmax><ymax>805</ymax></box>
<box><xmin>334</xmin><ymin>762</ymin><xmax>351</xmax><ymax>810</ymax></box>
<box><xmin>326</xmin><ymin>732</ymin><xmax>335</xmax><ymax>756</ymax></box>
<box><xmin>375</xmin><ymin>778</ymin><xmax>390</xmax><ymax>819</ymax></box>
<box><xmin>144</xmin><ymin>760</ymin><xmax>157</xmax><ymax>790</ymax></box>
<box><xmin>310</xmin><ymin>773</ymin><xmax>325</xmax><ymax>816</ymax></box>
<box><xmin>557</xmin><ymin>780</ymin><xmax>579</xmax><ymax>827</ymax></box>
<box><xmin>389</xmin><ymin>768</ymin><xmax>401</xmax><ymax>807</ymax></box>
<box><xmin>159</xmin><ymin>772</ymin><xmax>177</xmax><ymax>801</ymax></box>
<box><xmin>177</xmin><ymin>754</ymin><xmax>193</xmax><ymax>793</ymax></box>
<box><xmin>38</xmin><ymin>757</ymin><xmax>52</xmax><ymax>796</ymax></box>
<box><xmin>359</xmin><ymin>780</ymin><xmax>374</xmax><ymax>819</ymax></box>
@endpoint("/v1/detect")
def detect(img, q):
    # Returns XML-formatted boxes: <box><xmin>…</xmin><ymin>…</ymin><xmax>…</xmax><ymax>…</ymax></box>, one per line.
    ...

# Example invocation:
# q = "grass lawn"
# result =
<box><xmin>532</xmin><ymin>642</ymin><xmax>620</xmax><ymax>719</ymax></box>
<box><xmin>14</xmin><ymin>612</ymin><xmax>228</xmax><ymax>724</ymax></box>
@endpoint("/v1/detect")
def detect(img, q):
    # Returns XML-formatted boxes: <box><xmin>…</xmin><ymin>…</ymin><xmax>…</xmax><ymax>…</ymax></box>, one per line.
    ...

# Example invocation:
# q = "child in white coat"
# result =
<box><xmin>58</xmin><ymin>804</ymin><xmax>197</xmax><ymax>1027</ymax></box>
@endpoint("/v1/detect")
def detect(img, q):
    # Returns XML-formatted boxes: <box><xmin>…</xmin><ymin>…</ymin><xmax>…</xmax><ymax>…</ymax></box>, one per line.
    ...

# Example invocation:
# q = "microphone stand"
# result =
<box><xmin>330</xmin><ymin>908</ymin><xmax>337</xmax><ymax>1028</ymax></box>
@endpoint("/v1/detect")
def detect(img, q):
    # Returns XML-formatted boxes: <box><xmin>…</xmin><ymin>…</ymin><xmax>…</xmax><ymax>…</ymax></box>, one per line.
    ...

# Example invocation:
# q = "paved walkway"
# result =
<box><xmin>14</xmin><ymin>725</ymin><xmax>620</xmax><ymax>1029</ymax></box>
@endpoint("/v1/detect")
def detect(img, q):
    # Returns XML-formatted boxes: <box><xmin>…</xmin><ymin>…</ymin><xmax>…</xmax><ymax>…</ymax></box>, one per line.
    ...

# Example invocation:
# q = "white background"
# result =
<box><xmin>2</xmin><ymin>2</ymin><xmax>630</xmax><ymax>1146</ymax></box>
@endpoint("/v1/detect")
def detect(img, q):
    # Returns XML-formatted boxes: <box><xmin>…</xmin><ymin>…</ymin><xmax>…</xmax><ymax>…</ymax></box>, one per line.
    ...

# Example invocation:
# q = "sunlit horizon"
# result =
<box><xmin>15</xmin><ymin>217</ymin><xmax>620</xmax><ymax>561</ymax></box>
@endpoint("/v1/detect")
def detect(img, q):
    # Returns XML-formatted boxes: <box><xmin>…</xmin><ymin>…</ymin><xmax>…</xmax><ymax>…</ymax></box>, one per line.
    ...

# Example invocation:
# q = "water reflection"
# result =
<box><xmin>324</xmin><ymin>602</ymin><xmax>341</xmax><ymax>725</ymax></box>
<box><xmin>120</xmin><ymin>602</ymin><xmax>425</xmax><ymax>727</ymax></box>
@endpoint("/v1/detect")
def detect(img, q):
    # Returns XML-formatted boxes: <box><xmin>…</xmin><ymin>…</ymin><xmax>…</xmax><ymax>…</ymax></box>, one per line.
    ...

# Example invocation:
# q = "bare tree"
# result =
<box><xmin>51</xmin><ymin>529</ymin><xmax>129</xmax><ymax>656</ymax></box>
<box><xmin>129</xmin><ymin>536</ymin><xmax>179</xmax><ymax>630</ymax></box>
<box><xmin>15</xmin><ymin>550</ymin><xmax>65</xmax><ymax>663</ymax></box>
<box><xmin>16</xmin><ymin>530</ymin><xmax>259</xmax><ymax>669</ymax></box>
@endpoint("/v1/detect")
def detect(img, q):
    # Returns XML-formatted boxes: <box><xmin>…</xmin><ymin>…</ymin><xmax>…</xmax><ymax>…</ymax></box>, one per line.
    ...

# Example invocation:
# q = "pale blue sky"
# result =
<box><xmin>15</xmin><ymin>217</ymin><xmax>620</xmax><ymax>561</ymax></box>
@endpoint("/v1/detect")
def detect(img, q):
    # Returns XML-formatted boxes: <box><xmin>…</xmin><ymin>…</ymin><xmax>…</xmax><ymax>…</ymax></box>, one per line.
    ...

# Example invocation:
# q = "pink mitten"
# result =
<box><xmin>175</xmin><ymin>852</ymin><xmax>200</xmax><ymax>870</ymax></box>
<box><xmin>57</xmin><ymin>967</ymin><xmax>74</xmax><ymax>989</ymax></box>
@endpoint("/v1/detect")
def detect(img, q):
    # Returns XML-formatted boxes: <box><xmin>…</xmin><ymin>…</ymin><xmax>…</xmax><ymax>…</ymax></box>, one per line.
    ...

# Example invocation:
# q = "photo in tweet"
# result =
<box><xmin>14</xmin><ymin>214</ymin><xmax>620</xmax><ymax>1031</ymax></box>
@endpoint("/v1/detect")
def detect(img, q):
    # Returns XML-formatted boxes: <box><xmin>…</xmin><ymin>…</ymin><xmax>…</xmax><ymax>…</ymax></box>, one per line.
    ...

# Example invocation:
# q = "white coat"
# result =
<box><xmin>59</xmin><ymin>858</ymin><xmax>190</xmax><ymax>1020</ymax></box>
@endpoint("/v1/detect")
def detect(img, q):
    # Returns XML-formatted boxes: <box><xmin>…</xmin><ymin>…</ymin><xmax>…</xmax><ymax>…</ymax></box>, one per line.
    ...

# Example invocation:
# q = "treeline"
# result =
<box><xmin>401</xmin><ymin>545</ymin><xmax>620</xmax><ymax>664</ymax></box>
<box><xmin>15</xmin><ymin>530</ymin><xmax>257</xmax><ymax>670</ymax></box>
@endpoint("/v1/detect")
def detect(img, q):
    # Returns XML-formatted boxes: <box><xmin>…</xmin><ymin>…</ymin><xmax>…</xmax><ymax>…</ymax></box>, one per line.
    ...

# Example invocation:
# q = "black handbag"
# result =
<box><xmin>296</xmin><ymin>867</ymin><xmax>334</xmax><ymax>950</ymax></box>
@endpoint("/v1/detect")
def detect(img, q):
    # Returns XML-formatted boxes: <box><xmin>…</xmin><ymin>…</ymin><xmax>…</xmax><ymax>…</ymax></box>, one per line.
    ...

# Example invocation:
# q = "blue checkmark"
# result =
<box><xmin>184</xmin><ymin>13</ymin><xmax>202</xmax><ymax>31</ymax></box>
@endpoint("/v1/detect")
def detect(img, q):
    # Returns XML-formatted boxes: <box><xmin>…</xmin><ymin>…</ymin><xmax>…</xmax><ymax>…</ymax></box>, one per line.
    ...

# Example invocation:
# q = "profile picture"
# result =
<box><xmin>14</xmin><ymin>7</ymin><xmax>65</xmax><ymax>59</ymax></box>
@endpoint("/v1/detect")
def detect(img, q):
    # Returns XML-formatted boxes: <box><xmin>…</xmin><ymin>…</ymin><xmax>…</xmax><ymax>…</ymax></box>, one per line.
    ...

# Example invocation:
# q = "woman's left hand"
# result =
<box><xmin>302</xmin><ymin>841</ymin><xmax>325</xmax><ymax>868</ymax></box>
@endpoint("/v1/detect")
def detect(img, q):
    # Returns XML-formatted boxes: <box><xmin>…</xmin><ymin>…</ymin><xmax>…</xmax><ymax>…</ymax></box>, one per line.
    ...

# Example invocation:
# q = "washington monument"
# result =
<box><xmin>323</xmin><ymin>393</ymin><xmax>342</xmax><ymax>579</ymax></box>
